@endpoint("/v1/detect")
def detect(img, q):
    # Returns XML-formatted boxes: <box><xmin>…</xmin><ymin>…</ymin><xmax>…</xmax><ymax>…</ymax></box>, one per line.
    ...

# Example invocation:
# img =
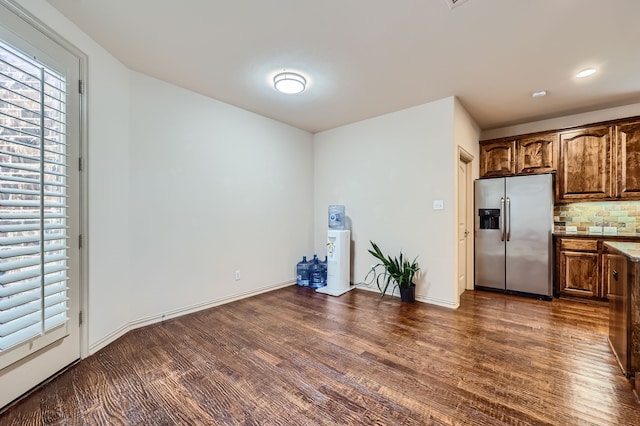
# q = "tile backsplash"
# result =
<box><xmin>554</xmin><ymin>201</ymin><xmax>640</xmax><ymax>234</ymax></box>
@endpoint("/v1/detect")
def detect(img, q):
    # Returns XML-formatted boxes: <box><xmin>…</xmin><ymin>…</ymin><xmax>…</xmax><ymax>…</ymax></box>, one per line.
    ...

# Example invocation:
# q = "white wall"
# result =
<box><xmin>19</xmin><ymin>1</ymin><xmax>314</xmax><ymax>354</ymax></box>
<box><xmin>314</xmin><ymin>97</ymin><xmax>478</xmax><ymax>308</ymax></box>
<box><xmin>127</xmin><ymin>72</ymin><xmax>313</xmax><ymax>322</ymax></box>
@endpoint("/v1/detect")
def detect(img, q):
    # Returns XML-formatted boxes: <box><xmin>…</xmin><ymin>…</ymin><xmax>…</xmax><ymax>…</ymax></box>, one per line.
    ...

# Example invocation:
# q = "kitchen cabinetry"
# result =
<box><xmin>557</xmin><ymin>238</ymin><xmax>601</xmax><ymax>298</ymax></box>
<box><xmin>479</xmin><ymin>134</ymin><xmax>556</xmax><ymax>178</ymax></box>
<box><xmin>479</xmin><ymin>140</ymin><xmax>515</xmax><ymax>177</ymax></box>
<box><xmin>615</xmin><ymin>120</ymin><xmax>640</xmax><ymax>199</ymax></box>
<box><xmin>517</xmin><ymin>134</ymin><xmax>557</xmax><ymax>175</ymax></box>
<box><xmin>603</xmin><ymin>242</ymin><xmax>640</xmax><ymax>394</ymax></box>
<box><xmin>480</xmin><ymin>115</ymin><xmax>640</xmax><ymax>201</ymax></box>
<box><xmin>607</xmin><ymin>252</ymin><xmax>628</xmax><ymax>374</ymax></box>
<box><xmin>555</xmin><ymin>235</ymin><xmax>640</xmax><ymax>300</ymax></box>
<box><xmin>557</xmin><ymin>126</ymin><xmax>612</xmax><ymax>201</ymax></box>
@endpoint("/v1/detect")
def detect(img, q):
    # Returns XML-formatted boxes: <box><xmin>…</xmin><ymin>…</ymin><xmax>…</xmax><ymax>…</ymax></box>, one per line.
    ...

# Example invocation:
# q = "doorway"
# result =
<box><xmin>0</xmin><ymin>3</ymin><xmax>84</xmax><ymax>409</ymax></box>
<box><xmin>458</xmin><ymin>148</ymin><xmax>474</xmax><ymax>297</ymax></box>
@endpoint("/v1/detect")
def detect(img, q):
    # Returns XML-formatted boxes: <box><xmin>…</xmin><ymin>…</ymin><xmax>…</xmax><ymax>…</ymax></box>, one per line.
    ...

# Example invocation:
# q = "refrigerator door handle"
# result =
<box><xmin>500</xmin><ymin>197</ymin><xmax>505</xmax><ymax>241</ymax></box>
<box><xmin>506</xmin><ymin>197</ymin><xmax>511</xmax><ymax>241</ymax></box>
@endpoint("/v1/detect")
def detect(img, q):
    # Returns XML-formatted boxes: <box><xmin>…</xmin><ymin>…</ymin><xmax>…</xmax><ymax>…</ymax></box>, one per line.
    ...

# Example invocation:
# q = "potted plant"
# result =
<box><xmin>366</xmin><ymin>240</ymin><xmax>420</xmax><ymax>302</ymax></box>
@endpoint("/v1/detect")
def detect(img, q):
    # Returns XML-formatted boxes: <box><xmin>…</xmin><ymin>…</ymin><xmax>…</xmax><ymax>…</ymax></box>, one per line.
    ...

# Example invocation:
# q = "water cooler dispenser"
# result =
<box><xmin>316</xmin><ymin>205</ymin><xmax>353</xmax><ymax>296</ymax></box>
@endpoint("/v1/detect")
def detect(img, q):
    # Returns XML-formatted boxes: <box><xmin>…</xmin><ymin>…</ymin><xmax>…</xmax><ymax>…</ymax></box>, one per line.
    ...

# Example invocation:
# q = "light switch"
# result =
<box><xmin>433</xmin><ymin>199</ymin><xmax>444</xmax><ymax>210</ymax></box>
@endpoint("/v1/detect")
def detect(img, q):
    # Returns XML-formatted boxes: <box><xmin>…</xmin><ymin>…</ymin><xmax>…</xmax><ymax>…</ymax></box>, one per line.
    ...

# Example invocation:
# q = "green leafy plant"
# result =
<box><xmin>366</xmin><ymin>240</ymin><xmax>419</xmax><ymax>298</ymax></box>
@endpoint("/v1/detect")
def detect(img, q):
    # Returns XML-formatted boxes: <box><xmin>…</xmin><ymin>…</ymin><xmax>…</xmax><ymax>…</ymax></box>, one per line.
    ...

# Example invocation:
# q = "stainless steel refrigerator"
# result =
<box><xmin>474</xmin><ymin>173</ymin><xmax>553</xmax><ymax>299</ymax></box>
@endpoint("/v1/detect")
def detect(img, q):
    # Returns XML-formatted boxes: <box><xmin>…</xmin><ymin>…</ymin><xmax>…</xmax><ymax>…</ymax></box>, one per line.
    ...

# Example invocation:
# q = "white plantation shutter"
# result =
<box><xmin>0</xmin><ymin>39</ymin><xmax>69</xmax><ymax>353</ymax></box>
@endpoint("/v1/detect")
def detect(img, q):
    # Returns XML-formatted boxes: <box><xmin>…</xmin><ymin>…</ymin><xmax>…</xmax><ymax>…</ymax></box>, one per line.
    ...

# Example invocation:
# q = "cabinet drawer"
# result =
<box><xmin>560</xmin><ymin>238</ymin><xmax>598</xmax><ymax>252</ymax></box>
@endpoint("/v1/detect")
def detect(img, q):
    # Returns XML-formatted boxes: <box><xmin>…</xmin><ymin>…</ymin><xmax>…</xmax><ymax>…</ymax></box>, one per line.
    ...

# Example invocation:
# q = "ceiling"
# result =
<box><xmin>46</xmin><ymin>0</ymin><xmax>640</xmax><ymax>134</ymax></box>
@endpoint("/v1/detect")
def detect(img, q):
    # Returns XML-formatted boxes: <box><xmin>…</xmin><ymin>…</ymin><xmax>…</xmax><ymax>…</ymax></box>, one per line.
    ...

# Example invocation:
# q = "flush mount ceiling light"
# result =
<box><xmin>576</xmin><ymin>68</ymin><xmax>597</xmax><ymax>78</ymax></box>
<box><xmin>532</xmin><ymin>90</ymin><xmax>547</xmax><ymax>98</ymax></box>
<box><xmin>273</xmin><ymin>72</ymin><xmax>306</xmax><ymax>94</ymax></box>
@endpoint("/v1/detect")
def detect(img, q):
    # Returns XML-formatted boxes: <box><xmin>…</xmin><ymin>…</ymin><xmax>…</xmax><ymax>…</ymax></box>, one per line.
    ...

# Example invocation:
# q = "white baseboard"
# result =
<box><xmin>88</xmin><ymin>280</ymin><xmax>295</xmax><ymax>355</ymax></box>
<box><xmin>354</xmin><ymin>283</ymin><xmax>459</xmax><ymax>309</ymax></box>
<box><xmin>415</xmin><ymin>294</ymin><xmax>459</xmax><ymax>309</ymax></box>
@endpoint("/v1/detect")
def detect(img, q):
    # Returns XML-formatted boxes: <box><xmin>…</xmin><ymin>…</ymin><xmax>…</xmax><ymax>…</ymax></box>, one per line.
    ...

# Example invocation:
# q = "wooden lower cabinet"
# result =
<box><xmin>607</xmin><ymin>252</ymin><xmax>628</xmax><ymax>375</ymax></box>
<box><xmin>557</xmin><ymin>239</ymin><xmax>601</xmax><ymax>298</ymax></box>
<box><xmin>555</xmin><ymin>236</ymin><xmax>640</xmax><ymax>300</ymax></box>
<box><xmin>558</xmin><ymin>250</ymin><xmax>600</xmax><ymax>297</ymax></box>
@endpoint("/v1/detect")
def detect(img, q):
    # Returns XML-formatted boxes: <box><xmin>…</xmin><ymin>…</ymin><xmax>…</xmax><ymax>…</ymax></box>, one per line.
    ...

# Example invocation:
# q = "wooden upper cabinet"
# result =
<box><xmin>615</xmin><ymin>120</ymin><xmax>640</xmax><ymax>199</ymax></box>
<box><xmin>558</xmin><ymin>125</ymin><xmax>612</xmax><ymax>201</ymax></box>
<box><xmin>516</xmin><ymin>134</ymin><xmax>557</xmax><ymax>175</ymax></box>
<box><xmin>479</xmin><ymin>140</ymin><xmax>515</xmax><ymax>177</ymax></box>
<box><xmin>479</xmin><ymin>116</ymin><xmax>640</xmax><ymax>200</ymax></box>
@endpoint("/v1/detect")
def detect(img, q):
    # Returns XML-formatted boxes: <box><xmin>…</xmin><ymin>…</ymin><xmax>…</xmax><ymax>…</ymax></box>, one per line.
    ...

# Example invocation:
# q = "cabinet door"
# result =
<box><xmin>558</xmin><ymin>126</ymin><xmax>612</xmax><ymax>201</ymax></box>
<box><xmin>558</xmin><ymin>250</ymin><xmax>600</xmax><ymax>298</ymax></box>
<box><xmin>607</xmin><ymin>254</ymin><xmax>628</xmax><ymax>374</ymax></box>
<box><xmin>615</xmin><ymin>120</ymin><xmax>640</xmax><ymax>199</ymax></box>
<box><xmin>480</xmin><ymin>140</ymin><xmax>515</xmax><ymax>177</ymax></box>
<box><xmin>517</xmin><ymin>134</ymin><xmax>557</xmax><ymax>175</ymax></box>
<box><xmin>602</xmin><ymin>253</ymin><xmax>618</xmax><ymax>299</ymax></box>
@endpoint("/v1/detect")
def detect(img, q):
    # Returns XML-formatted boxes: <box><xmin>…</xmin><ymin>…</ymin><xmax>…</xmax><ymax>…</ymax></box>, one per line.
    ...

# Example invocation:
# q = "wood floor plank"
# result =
<box><xmin>2</xmin><ymin>286</ymin><xmax>640</xmax><ymax>425</ymax></box>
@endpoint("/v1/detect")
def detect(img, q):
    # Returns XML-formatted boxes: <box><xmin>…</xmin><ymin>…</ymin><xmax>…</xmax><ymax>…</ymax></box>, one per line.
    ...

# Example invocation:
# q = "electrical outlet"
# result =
<box><xmin>235</xmin><ymin>270</ymin><xmax>241</xmax><ymax>280</ymax></box>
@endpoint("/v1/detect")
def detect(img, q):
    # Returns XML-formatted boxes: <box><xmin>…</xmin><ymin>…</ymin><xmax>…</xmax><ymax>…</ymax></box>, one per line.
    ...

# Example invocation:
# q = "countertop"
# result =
<box><xmin>603</xmin><ymin>241</ymin><xmax>640</xmax><ymax>262</ymax></box>
<box><xmin>553</xmin><ymin>231</ymin><xmax>640</xmax><ymax>240</ymax></box>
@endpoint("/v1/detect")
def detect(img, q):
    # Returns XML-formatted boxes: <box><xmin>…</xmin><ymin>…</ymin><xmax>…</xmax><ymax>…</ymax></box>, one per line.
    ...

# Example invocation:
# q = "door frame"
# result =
<box><xmin>0</xmin><ymin>0</ymin><xmax>89</xmax><ymax>389</ymax></box>
<box><xmin>458</xmin><ymin>147</ymin><xmax>474</xmax><ymax>293</ymax></box>
<box><xmin>6</xmin><ymin>0</ymin><xmax>90</xmax><ymax>359</ymax></box>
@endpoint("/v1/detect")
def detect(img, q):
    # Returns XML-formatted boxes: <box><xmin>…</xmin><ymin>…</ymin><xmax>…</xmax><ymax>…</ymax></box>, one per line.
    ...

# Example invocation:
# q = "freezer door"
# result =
<box><xmin>505</xmin><ymin>174</ymin><xmax>553</xmax><ymax>296</ymax></box>
<box><xmin>474</xmin><ymin>178</ymin><xmax>505</xmax><ymax>290</ymax></box>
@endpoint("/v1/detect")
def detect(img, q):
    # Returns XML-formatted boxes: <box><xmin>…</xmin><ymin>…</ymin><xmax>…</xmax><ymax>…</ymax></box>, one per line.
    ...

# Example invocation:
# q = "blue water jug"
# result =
<box><xmin>296</xmin><ymin>256</ymin><xmax>310</xmax><ymax>286</ymax></box>
<box><xmin>310</xmin><ymin>255</ymin><xmax>325</xmax><ymax>288</ymax></box>
<box><xmin>319</xmin><ymin>256</ymin><xmax>327</xmax><ymax>285</ymax></box>
<box><xmin>328</xmin><ymin>205</ymin><xmax>345</xmax><ymax>230</ymax></box>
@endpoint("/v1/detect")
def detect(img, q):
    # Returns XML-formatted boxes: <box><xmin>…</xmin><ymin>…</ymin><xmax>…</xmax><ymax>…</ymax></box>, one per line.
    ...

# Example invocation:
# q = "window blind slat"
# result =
<box><xmin>0</xmin><ymin>293</ymin><xmax>68</xmax><ymax>325</ymax></box>
<box><xmin>0</xmin><ymin>223</ymin><xmax>68</xmax><ymax>233</ymax></box>
<box><xmin>0</xmin><ymin>264</ymin><xmax>68</xmax><ymax>286</ymax></box>
<box><xmin>0</xmin><ymin>244</ymin><xmax>67</xmax><ymax>259</ymax></box>
<box><xmin>0</xmin><ymin>311</ymin><xmax>41</xmax><ymax>337</ymax></box>
<box><xmin>0</xmin><ymin>187</ymin><xmax>67</xmax><ymax>198</ymax></box>
<box><xmin>0</xmin><ymin>233</ymin><xmax>67</xmax><ymax>246</ymax></box>
<box><xmin>0</xmin><ymin>253</ymin><xmax>68</xmax><ymax>272</ymax></box>
<box><xmin>0</xmin><ymin>274</ymin><xmax>68</xmax><ymax>298</ymax></box>
<box><xmin>0</xmin><ymin>212</ymin><xmax>66</xmax><ymax>220</ymax></box>
<box><xmin>0</xmin><ymin>323</ymin><xmax>40</xmax><ymax>351</ymax></box>
<box><xmin>0</xmin><ymin>281</ymin><xmax>67</xmax><ymax>311</ymax></box>
<box><xmin>0</xmin><ymin>200</ymin><xmax>67</xmax><ymax>208</ymax></box>
<box><xmin>44</xmin><ymin>314</ymin><xmax>67</xmax><ymax>332</ymax></box>
<box><xmin>44</xmin><ymin>302</ymin><xmax>68</xmax><ymax>320</ymax></box>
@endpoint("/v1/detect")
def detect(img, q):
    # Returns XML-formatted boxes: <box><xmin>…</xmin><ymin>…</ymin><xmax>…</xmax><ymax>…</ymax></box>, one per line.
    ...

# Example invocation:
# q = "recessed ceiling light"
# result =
<box><xmin>273</xmin><ymin>72</ymin><xmax>306</xmax><ymax>94</ymax></box>
<box><xmin>576</xmin><ymin>68</ymin><xmax>597</xmax><ymax>78</ymax></box>
<box><xmin>532</xmin><ymin>90</ymin><xmax>547</xmax><ymax>98</ymax></box>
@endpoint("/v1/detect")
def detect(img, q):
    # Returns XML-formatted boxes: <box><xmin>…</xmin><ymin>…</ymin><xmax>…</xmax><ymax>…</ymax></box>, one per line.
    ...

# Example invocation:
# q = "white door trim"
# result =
<box><xmin>0</xmin><ymin>0</ymin><xmax>89</xmax><ymax>409</ymax></box>
<box><xmin>458</xmin><ymin>147</ymin><xmax>474</xmax><ymax>293</ymax></box>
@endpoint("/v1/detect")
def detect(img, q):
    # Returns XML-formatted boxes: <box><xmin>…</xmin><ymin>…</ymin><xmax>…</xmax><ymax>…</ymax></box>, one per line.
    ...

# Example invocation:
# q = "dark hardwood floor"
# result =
<box><xmin>2</xmin><ymin>286</ymin><xmax>640</xmax><ymax>425</ymax></box>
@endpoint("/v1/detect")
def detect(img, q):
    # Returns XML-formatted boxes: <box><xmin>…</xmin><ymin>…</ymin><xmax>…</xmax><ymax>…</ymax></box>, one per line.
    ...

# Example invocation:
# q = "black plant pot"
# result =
<box><xmin>399</xmin><ymin>284</ymin><xmax>416</xmax><ymax>303</ymax></box>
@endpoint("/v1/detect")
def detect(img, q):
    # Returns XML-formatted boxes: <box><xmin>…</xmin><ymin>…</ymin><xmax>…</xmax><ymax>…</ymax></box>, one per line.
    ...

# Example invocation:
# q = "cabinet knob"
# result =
<box><xmin>612</xmin><ymin>269</ymin><xmax>618</xmax><ymax>280</ymax></box>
